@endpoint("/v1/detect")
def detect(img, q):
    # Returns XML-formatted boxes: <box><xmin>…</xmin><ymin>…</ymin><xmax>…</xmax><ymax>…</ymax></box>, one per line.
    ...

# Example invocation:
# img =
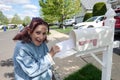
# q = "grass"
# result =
<box><xmin>63</xmin><ymin>63</ymin><xmax>102</xmax><ymax>80</ymax></box>
<box><xmin>50</xmin><ymin>26</ymin><xmax>73</xmax><ymax>34</ymax></box>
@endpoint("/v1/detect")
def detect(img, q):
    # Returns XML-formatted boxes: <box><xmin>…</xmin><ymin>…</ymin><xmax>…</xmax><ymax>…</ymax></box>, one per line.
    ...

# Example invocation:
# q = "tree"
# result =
<box><xmin>93</xmin><ymin>2</ymin><xmax>107</xmax><ymax>16</ymax></box>
<box><xmin>39</xmin><ymin>0</ymin><xmax>81</xmax><ymax>28</ymax></box>
<box><xmin>23</xmin><ymin>16</ymin><xmax>31</xmax><ymax>26</ymax></box>
<box><xmin>83</xmin><ymin>12</ymin><xmax>92</xmax><ymax>22</ymax></box>
<box><xmin>0</xmin><ymin>11</ymin><xmax>9</xmax><ymax>24</ymax></box>
<box><xmin>39</xmin><ymin>0</ymin><xmax>62</xmax><ymax>23</ymax></box>
<box><xmin>83</xmin><ymin>2</ymin><xmax>107</xmax><ymax>22</ymax></box>
<box><xmin>11</xmin><ymin>14</ymin><xmax>23</xmax><ymax>24</ymax></box>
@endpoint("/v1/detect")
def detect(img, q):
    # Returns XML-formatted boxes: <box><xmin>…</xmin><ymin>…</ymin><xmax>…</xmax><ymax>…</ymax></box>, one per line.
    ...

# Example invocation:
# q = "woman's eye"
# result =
<box><xmin>36</xmin><ymin>31</ymin><xmax>41</xmax><ymax>34</ymax></box>
<box><xmin>43</xmin><ymin>32</ymin><xmax>47</xmax><ymax>35</ymax></box>
<box><xmin>36</xmin><ymin>31</ymin><xmax>46</xmax><ymax>35</ymax></box>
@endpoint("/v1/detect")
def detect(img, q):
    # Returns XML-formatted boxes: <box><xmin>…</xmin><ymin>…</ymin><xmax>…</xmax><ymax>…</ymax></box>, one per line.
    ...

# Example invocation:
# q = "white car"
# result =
<box><xmin>73</xmin><ymin>16</ymin><xmax>104</xmax><ymax>29</ymax></box>
<box><xmin>63</xmin><ymin>19</ymin><xmax>76</xmax><ymax>26</ymax></box>
<box><xmin>0</xmin><ymin>25</ymin><xmax>4</xmax><ymax>29</ymax></box>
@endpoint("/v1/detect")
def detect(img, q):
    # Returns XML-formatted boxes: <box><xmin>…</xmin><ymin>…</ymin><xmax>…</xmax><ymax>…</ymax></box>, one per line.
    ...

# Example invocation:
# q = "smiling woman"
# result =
<box><xmin>12</xmin><ymin>17</ymin><xmax>60</xmax><ymax>80</ymax></box>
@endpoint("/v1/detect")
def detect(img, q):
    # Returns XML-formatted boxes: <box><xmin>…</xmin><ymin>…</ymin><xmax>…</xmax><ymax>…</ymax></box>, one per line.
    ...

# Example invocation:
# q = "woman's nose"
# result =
<box><xmin>39</xmin><ymin>34</ymin><xmax>44</xmax><ymax>39</ymax></box>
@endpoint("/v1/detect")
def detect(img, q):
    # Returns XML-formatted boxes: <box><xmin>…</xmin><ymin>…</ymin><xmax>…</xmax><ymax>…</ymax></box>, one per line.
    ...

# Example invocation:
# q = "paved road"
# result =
<box><xmin>0</xmin><ymin>30</ymin><xmax>17</xmax><ymax>80</ymax></box>
<box><xmin>0</xmin><ymin>30</ymin><xmax>120</xmax><ymax>80</ymax></box>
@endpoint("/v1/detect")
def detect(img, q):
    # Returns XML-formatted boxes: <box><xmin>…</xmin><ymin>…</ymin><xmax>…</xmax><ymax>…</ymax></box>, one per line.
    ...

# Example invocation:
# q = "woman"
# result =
<box><xmin>13</xmin><ymin>17</ymin><xmax>60</xmax><ymax>80</ymax></box>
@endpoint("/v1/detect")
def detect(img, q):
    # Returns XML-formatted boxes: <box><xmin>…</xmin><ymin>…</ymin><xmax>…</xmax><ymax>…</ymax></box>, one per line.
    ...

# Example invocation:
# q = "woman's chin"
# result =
<box><xmin>34</xmin><ymin>42</ymin><xmax>42</xmax><ymax>46</ymax></box>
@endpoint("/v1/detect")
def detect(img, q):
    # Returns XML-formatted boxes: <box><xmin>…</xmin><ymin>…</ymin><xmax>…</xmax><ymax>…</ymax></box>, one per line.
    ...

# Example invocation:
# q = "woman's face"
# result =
<box><xmin>29</xmin><ymin>25</ymin><xmax>47</xmax><ymax>46</ymax></box>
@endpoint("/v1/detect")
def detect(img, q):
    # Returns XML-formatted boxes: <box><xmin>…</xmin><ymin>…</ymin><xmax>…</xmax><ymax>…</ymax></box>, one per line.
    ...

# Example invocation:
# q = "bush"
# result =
<box><xmin>83</xmin><ymin>13</ymin><xmax>92</xmax><ymax>22</ymax></box>
<box><xmin>93</xmin><ymin>2</ymin><xmax>107</xmax><ymax>16</ymax></box>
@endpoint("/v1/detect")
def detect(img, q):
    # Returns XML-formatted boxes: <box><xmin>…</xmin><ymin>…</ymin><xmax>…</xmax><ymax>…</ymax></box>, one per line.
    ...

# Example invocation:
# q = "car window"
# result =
<box><xmin>85</xmin><ymin>16</ymin><xmax>97</xmax><ymax>22</ymax></box>
<box><xmin>98</xmin><ymin>17</ymin><xmax>104</xmax><ymax>21</ymax></box>
<box><xmin>115</xmin><ymin>9</ymin><xmax>120</xmax><ymax>17</ymax></box>
<box><xmin>116</xmin><ymin>13</ymin><xmax>120</xmax><ymax>16</ymax></box>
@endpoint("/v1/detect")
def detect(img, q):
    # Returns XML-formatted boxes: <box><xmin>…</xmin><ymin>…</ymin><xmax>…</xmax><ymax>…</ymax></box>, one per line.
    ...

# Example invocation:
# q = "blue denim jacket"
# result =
<box><xmin>13</xmin><ymin>41</ymin><xmax>53</xmax><ymax>80</ymax></box>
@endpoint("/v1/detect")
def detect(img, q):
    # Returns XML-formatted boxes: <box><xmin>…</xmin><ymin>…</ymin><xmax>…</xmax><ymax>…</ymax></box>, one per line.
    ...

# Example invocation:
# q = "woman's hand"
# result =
<box><xmin>49</xmin><ymin>45</ymin><xmax>60</xmax><ymax>57</ymax></box>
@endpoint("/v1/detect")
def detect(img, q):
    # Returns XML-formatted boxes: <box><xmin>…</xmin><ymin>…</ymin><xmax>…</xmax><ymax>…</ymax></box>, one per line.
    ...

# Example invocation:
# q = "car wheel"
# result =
<box><xmin>88</xmin><ymin>25</ymin><xmax>94</xmax><ymax>28</ymax></box>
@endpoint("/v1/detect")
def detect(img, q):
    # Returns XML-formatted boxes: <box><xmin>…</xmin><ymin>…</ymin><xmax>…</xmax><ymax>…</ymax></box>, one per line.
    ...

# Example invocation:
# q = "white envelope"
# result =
<box><xmin>54</xmin><ymin>39</ymin><xmax>76</xmax><ymax>58</ymax></box>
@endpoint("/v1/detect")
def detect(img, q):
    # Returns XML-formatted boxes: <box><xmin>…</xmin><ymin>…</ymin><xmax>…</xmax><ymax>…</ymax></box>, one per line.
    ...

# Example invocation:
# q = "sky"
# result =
<box><xmin>0</xmin><ymin>0</ymin><xmax>41</xmax><ymax>19</ymax></box>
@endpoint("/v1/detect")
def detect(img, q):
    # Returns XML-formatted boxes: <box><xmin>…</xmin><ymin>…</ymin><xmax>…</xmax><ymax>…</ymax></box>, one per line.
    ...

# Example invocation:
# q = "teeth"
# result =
<box><xmin>36</xmin><ymin>38</ymin><xmax>40</xmax><ymax>41</ymax></box>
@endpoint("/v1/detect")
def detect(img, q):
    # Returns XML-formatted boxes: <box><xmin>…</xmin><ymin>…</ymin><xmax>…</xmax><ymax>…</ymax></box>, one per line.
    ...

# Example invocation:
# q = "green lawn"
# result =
<box><xmin>50</xmin><ymin>26</ymin><xmax>73</xmax><ymax>34</ymax></box>
<box><xmin>63</xmin><ymin>63</ymin><xmax>102</xmax><ymax>80</ymax></box>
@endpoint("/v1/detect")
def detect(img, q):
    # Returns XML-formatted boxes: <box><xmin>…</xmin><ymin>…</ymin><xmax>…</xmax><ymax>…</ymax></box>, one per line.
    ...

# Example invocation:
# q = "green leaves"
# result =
<box><xmin>11</xmin><ymin>14</ymin><xmax>22</xmax><ymax>24</ymax></box>
<box><xmin>23</xmin><ymin>16</ymin><xmax>31</xmax><ymax>26</ymax></box>
<box><xmin>0</xmin><ymin>11</ymin><xmax>9</xmax><ymax>24</ymax></box>
<box><xmin>39</xmin><ymin>0</ymin><xmax>81</xmax><ymax>24</ymax></box>
<box><xmin>93</xmin><ymin>2</ymin><xmax>107</xmax><ymax>16</ymax></box>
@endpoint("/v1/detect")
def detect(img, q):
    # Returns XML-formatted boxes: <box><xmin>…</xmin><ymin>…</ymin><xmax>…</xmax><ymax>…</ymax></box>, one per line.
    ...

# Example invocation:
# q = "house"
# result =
<box><xmin>75</xmin><ymin>0</ymin><xmax>119</xmax><ymax>23</ymax></box>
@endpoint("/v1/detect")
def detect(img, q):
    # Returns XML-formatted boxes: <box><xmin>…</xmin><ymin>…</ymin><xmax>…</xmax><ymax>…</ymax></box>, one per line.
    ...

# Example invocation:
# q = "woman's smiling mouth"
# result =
<box><xmin>36</xmin><ymin>38</ymin><xmax>42</xmax><ymax>43</ymax></box>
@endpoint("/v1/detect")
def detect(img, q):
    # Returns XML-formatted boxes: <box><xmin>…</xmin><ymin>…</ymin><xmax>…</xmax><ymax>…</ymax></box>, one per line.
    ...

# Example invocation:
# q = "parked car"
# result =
<box><xmin>73</xmin><ymin>16</ymin><xmax>104</xmax><ymax>29</ymax></box>
<box><xmin>63</xmin><ymin>19</ymin><xmax>76</xmax><ymax>26</ymax></box>
<box><xmin>0</xmin><ymin>25</ymin><xmax>4</xmax><ymax>29</ymax></box>
<box><xmin>7</xmin><ymin>24</ymin><xmax>17</xmax><ymax>29</ymax></box>
<box><xmin>0</xmin><ymin>25</ymin><xmax>8</xmax><ymax>30</ymax></box>
<box><xmin>102</xmin><ymin>8</ymin><xmax>120</xmax><ymax>35</ymax></box>
<box><xmin>114</xmin><ymin>8</ymin><xmax>120</xmax><ymax>34</ymax></box>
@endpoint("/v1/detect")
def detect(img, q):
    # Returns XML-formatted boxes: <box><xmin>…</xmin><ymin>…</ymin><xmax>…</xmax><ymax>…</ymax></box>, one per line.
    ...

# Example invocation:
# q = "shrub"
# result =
<box><xmin>83</xmin><ymin>13</ymin><xmax>92</xmax><ymax>22</ymax></box>
<box><xmin>93</xmin><ymin>2</ymin><xmax>107</xmax><ymax>16</ymax></box>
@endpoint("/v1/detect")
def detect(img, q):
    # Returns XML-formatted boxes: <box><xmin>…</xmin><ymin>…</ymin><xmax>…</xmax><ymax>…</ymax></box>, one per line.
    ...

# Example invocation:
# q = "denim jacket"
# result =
<box><xmin>13</xmin><ymin>41</ymin><xmax>54</xmax><ymax>80</ymax></box>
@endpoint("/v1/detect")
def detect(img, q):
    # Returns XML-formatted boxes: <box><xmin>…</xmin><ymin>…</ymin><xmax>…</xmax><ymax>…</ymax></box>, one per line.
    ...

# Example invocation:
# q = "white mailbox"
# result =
<box><xmin>55</xmin><ymin>5</ymin><xmax>116</xmax><ymax>80</ymax></box>
<box><xmin>69</xmin><ymin>26</ymin><xmax>113</xmax><ymax>54</ymax></box>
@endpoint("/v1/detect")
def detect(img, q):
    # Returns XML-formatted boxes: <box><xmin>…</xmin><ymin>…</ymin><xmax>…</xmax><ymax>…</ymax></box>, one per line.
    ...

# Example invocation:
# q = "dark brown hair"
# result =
<box><xmin>13</xmin><ymin>17</ymin><xmax>49</xmax><ymax>43</ymax></box>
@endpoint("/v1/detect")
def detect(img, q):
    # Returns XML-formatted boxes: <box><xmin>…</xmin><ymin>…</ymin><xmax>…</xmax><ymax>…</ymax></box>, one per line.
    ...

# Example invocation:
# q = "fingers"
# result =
<box><xmin>53</xmin><ymin>45</ymin><xmax>60</xmax><ymax>53</ymax></box>
<box><xmin>49</xmin><ymin>45</ymin><xmax>60</xmax><ymax>57</ymax></box>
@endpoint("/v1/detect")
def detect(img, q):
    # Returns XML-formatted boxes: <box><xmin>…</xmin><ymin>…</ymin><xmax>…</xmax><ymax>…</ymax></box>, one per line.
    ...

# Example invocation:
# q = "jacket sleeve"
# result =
<box><xmin>16</xmin><ymin>48</ymin><xmax>54</xmax><ymax>77</ymax></box>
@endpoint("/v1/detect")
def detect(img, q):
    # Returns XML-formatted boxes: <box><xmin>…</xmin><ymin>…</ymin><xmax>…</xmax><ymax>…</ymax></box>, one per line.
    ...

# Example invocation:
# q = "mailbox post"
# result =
<box><xmin>55</xmin><ymin>3</ymin><xmax>116</xmax><ymax>80</ymax></box>
<box><xmin>101</xmin><ymin>4</ymin><xmax>116</xmax><ymax>80</ymax></box>
<box><xmin>69</xmin><ymin>4</ymin><xmax>116</xmax><ymax>80</ymax></box>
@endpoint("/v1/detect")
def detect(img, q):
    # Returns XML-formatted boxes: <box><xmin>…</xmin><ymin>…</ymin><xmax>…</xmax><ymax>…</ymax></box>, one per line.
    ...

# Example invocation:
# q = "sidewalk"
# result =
<box><xmin>48</xmin><ymin>30</ymin><xmax>120</xmax><ymax>80</ymax></box>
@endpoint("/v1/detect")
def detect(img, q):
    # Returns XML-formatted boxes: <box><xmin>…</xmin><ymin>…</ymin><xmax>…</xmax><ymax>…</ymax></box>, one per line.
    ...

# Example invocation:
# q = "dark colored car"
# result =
<box><xmin>114</xmin><ymin>8</ymin><xmax>120</xmax><ymax>34</ymax></box>
<box><xmin>103</xmin><ymin>8</ymin><xmax>120</xmax><ymax>35</ymax></box>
